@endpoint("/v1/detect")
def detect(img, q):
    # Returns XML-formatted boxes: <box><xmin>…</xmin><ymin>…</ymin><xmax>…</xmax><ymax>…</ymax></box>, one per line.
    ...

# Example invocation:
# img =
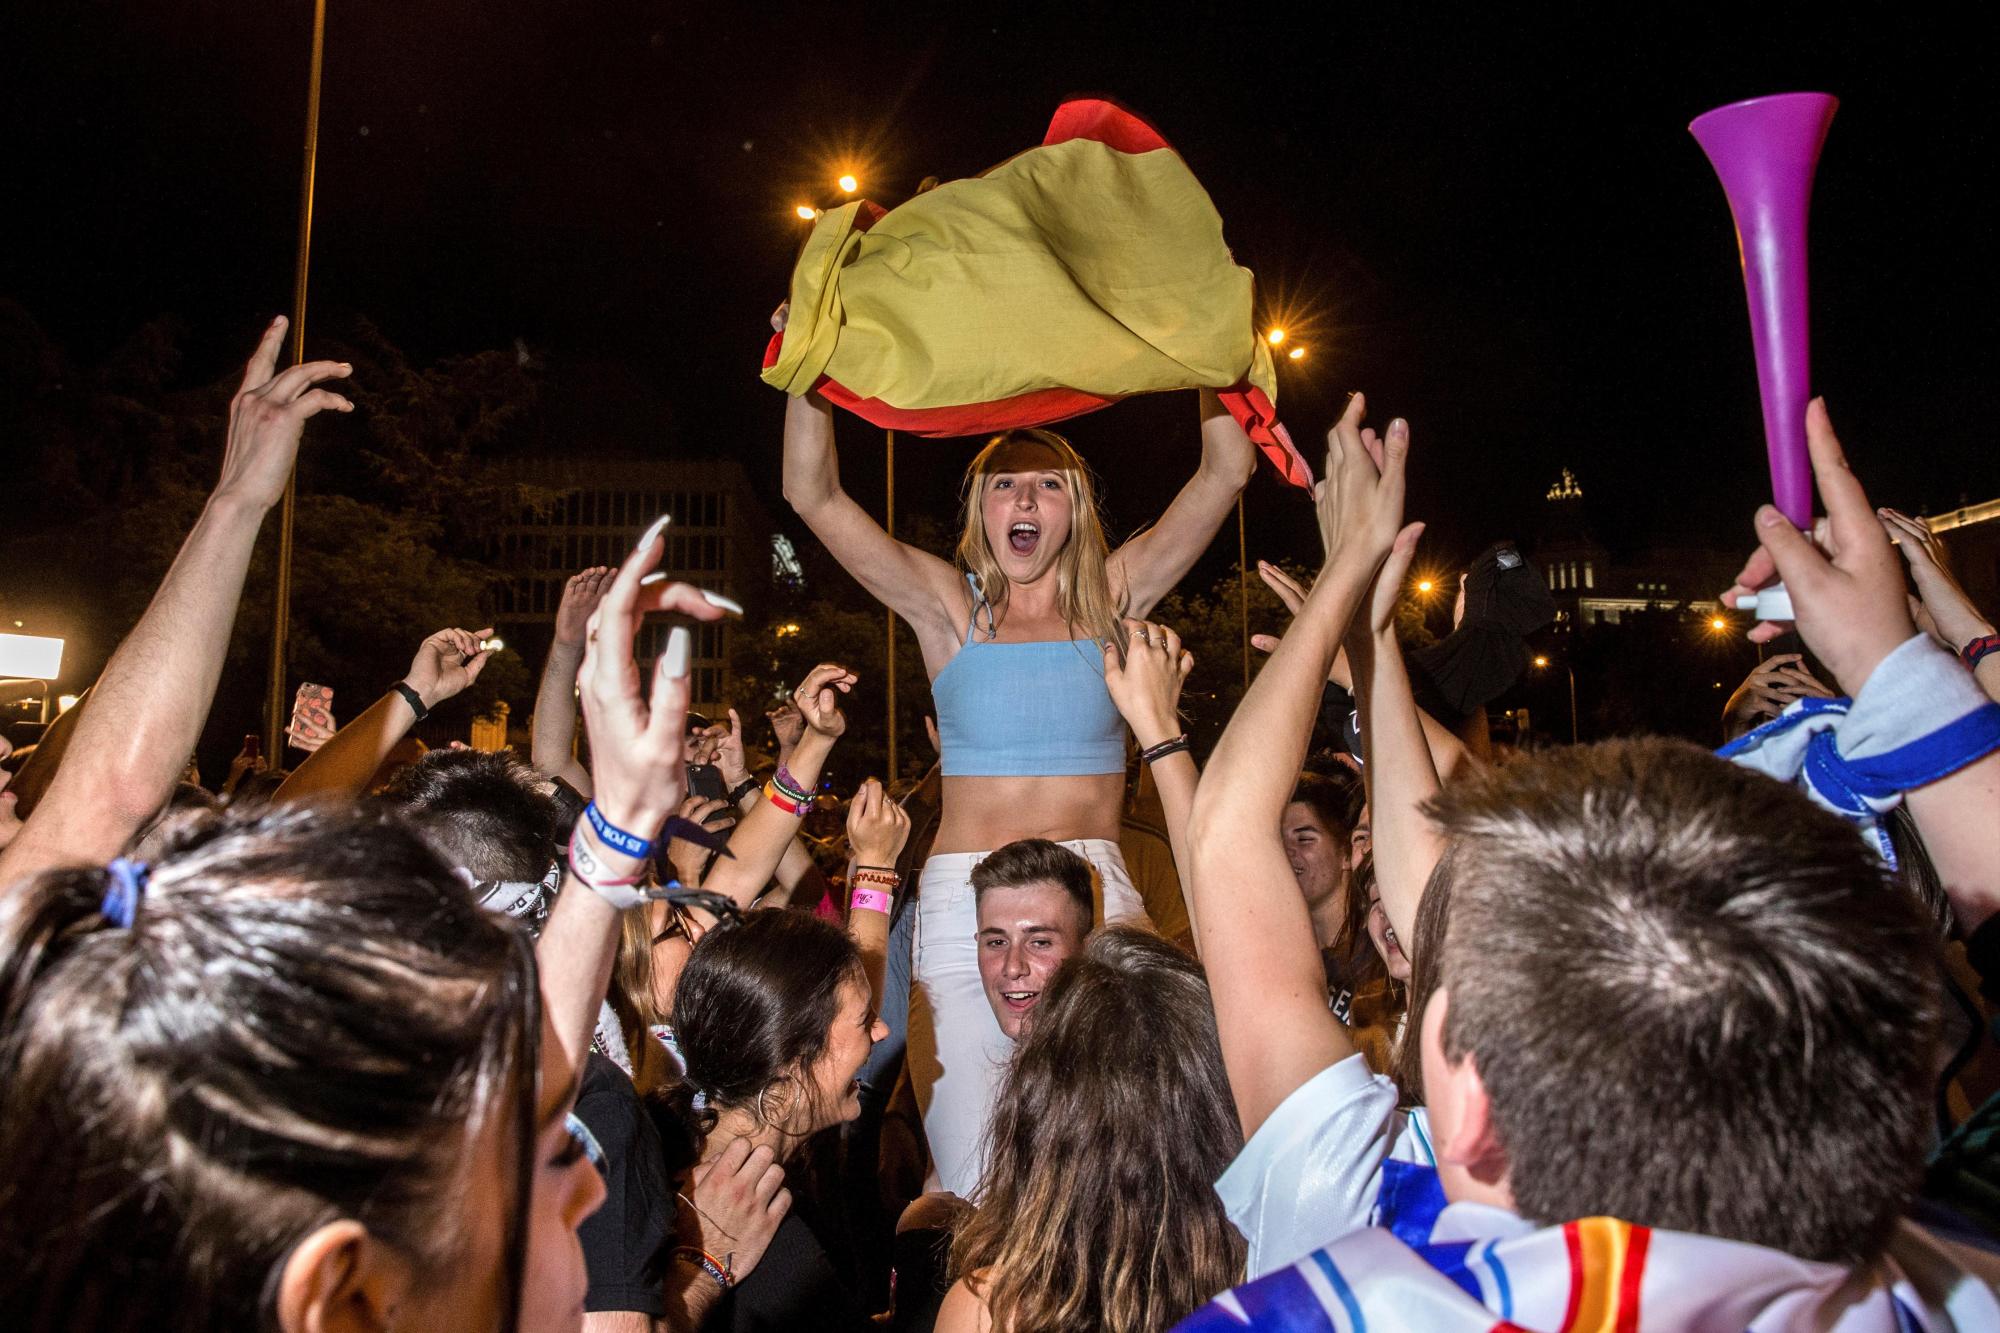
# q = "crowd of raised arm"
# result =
<box><xmin>7</xmin><ymin>318</ymin><xmax>2000</xmax><ymax>1333</ymax></box>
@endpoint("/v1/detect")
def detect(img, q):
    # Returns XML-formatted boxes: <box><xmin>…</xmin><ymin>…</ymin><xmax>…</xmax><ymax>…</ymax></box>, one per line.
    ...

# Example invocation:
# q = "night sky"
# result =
<box><xmin>3</xmin><ymin>3</ymin><xmax>1995</xmax><ymax>584</ymax></box>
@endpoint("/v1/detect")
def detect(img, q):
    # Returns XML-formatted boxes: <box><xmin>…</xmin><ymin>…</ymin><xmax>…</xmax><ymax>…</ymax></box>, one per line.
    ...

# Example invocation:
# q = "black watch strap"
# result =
<box><xmin>392</xmin><ymin>681</ymin><xmax>431</xmax><ymax>724</ymax></box>
<box><xmin>726</xmin><ymin>776</ymin><xmax>760</xmax><ymax>805</ymax></box>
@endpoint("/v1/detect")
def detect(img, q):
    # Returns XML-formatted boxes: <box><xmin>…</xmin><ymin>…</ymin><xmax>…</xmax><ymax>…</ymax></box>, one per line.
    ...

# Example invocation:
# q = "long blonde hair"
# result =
<box><xmin>956</xmin><ymin>429</ymin><xmax>1125</xmax><ymax>649</ymax></box>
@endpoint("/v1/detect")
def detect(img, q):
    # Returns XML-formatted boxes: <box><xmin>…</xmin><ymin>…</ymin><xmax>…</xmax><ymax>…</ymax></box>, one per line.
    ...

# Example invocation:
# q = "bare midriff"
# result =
<box><xmin>931</xmin><ymin>771</ymin><xmax>1126</xmax><ymax>854</ymax></box>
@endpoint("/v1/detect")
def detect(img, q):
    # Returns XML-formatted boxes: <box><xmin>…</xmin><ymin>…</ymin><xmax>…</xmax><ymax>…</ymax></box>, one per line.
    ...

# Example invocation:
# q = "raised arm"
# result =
<box><xmin>1345</xmin><ymin>594</ymin><xmax>1445</xmax><ymax>953</ymax></box>
<box><xmin>531</xmin><ymin>566</ymin><xmax>612</xmax><ymax>791</ymax></box>
<box><xmin>1725</xmin><ymin>400</ymin><xmax>2000</xmax><ymax>930</ymax></box>
<box><xmin>697</xmin><ymin>663</ymin><xmax>855</xmax><ymax>915</ymax></box>
<box><xmin>1186</xmin><ymin>396</ymin><xmax>1415</xmax><ymax>1134</ymax></box>
<box><xmin>1881</xmin><ymin>507</ymin><xmax>2000</xmax><ymax>704</ymax></box>
<box><xmin>781</xmin><ymin>390</ymin><xmax>963</xmax><ymax>641</ymax></box>
<box><xmin>844</xmin><ymin>778</ymin><xmax>911</xmax><ymax>1012</ymax></box>
<box><xmin>1109</xmin><ymin>389</ymin><xmax>1257</xmax><ymax>618</ymax></box>
<box><xmin>1103</xmin><ymin>618</ymin><xmax>1200</xmax><ymax>931</ymax></box>
<box><xmin>538</xmin><ymin>522</ymin><xmax>728</xmax><ymax>1074</ymax></box>
<box><xmin>0</xmin><ymin>318</ymin><xmax>352</xmax><ymax>885</ymax></box>
<box><xmin>273</xmin><ymin>627</ymin><xmax>492</xmax><ymax>804</ymax></box>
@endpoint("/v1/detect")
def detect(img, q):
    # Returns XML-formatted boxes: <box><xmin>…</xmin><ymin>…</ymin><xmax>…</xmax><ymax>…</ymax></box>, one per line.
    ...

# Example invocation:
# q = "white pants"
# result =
<box><xmin>907</xmin><ymin>839</ymin><xmax>1150</xmax><ymax>1197</ymax></box>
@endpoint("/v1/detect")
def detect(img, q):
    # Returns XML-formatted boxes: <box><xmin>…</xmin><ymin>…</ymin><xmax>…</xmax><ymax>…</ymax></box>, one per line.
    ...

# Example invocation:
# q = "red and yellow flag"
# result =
<box><xmin>762</xmin><ymin>99</ymin><xmax>1311</xmax><ymax>490</ymax></box>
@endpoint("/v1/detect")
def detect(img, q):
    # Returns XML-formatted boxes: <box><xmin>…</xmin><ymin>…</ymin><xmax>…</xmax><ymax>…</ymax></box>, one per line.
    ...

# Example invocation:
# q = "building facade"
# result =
<box><xmin>487</xmin><ymin>457</ymin><xmax>776</xmax><ymax>716</ymax></box>
<box><xmin>1531</xmin><ymin>468</ymin><xmax>1734</xmax><ymax>628</ymax></box>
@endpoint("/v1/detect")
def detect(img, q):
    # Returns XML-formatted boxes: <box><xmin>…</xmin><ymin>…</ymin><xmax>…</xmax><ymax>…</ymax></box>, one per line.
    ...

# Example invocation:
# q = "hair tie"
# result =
<box><xmin>102</xmin><ymin>858</ymin><xmax>149</xmax><ymax>929</ymax></box>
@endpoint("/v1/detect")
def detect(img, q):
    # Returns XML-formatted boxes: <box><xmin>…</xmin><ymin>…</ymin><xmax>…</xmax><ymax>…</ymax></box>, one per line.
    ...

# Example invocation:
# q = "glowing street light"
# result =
<box><xmin>1708</xmin><ymin>616</ymin><xmax>1727</xmax><ymax>632</ymax></box>
<box><xmin>1533</xmin><ymin>655</ymin><xmax>1550</xmax><ymax>669</ymax></box>
<box><xmin>776</xmin><ymin>622</ymin><xmax>802</xmax><ymax>638</ymax></box>
<box><xmin>837</xmin><ymin>173</ymin><xmax>859</xmax><ymax>193</ymax></box>
<box><xmin>1417</xmin><ymin>579</ymin><xmax>1435</xmax><ymax>595</ymax></box>
<box><xmin>1287</xmin><ymin>346</ymin><xmax>1307</xmax><ymax>361</ymax></box>
<box><xmin>794</xmin><ymin>204</ymin><xmax>819</xmax><ymax>220</ymax></box>
<box><xmin>1266</xmin><ymin>328</ymin><xmax>1286</xmax><ymax>346</ymax></box>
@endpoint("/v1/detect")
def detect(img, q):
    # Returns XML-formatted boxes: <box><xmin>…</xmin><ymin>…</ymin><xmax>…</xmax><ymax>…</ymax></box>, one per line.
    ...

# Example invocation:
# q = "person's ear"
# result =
<box><xmin>274</xmin><ymin>1220</ymin><xmax>411</xmax><ymax>1333</ymax></box>
<box><xmin>1430</xmin><ymin>1043</ymin><xmax>1510</xmax><ymax>1185</ymax></box>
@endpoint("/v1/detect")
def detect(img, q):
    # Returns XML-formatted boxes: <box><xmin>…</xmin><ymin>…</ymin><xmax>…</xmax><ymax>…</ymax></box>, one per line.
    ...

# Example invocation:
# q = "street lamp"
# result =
<box><xmin>1532</xmin><ymin>654</ymin><xmax>1579</xmax><ymax>744</ymax></box>
<box><xmin>1287</xmin><ymin>345</ymin><xmax>1306</xmax><ymax>361</ymax></box>
<box><xmin>837</xmin><ymin>173</ymin><xmax>859</xmax><ymax>194</ymax></box>
<box><xmin>1417</xmin><ymin>579</ymin><xmax>1435</xmax><ymax>595</ymax></box>
<box><xmin>1266</xmin><ymin>327</ymin><xmax>1287</xmax><ymax>346</ymax></box>
<box><xmin>794</xmin><ymin>205</ymin><xmax>819</xmax><ymax>220</ymax></box>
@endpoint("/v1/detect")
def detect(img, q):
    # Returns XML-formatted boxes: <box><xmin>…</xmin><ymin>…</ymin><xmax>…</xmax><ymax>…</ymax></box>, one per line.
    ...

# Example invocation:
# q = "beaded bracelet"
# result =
<box><xmin>1138</xmin><ymin>734</ymin><xmax>1192</xmax><ymax>765</ymax></box>
<box><xmin>1964</xmin><ymin>633</ymin><xmax>2000</xmax><ymax>671</ymax></box>
<box><xmin>673</xmin><ymin>1246</ymin><xmax>732</xmax><ymax>1291</ymax></box>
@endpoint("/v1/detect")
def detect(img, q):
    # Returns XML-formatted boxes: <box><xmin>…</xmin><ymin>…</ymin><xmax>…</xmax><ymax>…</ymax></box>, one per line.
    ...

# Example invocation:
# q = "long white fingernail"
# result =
<box><xmin>663</xmin><ymin>626</ymin><xmax>691</xmax><ymax>677</ymax></box>
<box><xmin>701</xmin><ymin>589</ymin><xmax>744</xmax><ymax>615</ymax></box>
<box><xmin>639</xmin><ymin>572</ymin><xmax>666</xmax><ymax>586</ymax></box>
<box><xmin>636</xmin><ymin>513</ymin><xmax>672</xmax><ymax>552</ymax></box>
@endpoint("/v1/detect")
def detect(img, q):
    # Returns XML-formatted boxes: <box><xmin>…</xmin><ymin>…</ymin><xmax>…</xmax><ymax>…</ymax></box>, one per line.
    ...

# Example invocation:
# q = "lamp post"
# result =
<box><xmin>885</xmin><ymin>428</ymin><xmax>897</xmax><ymax>780</ymax></box>
<box><xmin>264</xmin><ymin>0</ymin><xmax>328</xmax><ymax>760</ymax></box>
<box><xmin>1532</xmin><ymin>654</ymin><xmax>1579</xmax><ymax>744</ymax></box>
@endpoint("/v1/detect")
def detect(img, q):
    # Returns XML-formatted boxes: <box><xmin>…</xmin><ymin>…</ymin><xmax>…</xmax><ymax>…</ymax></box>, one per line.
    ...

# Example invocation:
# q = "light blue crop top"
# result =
<box><xmin>931</xmin><ymin>575</ymin><xmax>1127</xmax><ymax>777</ymax></box>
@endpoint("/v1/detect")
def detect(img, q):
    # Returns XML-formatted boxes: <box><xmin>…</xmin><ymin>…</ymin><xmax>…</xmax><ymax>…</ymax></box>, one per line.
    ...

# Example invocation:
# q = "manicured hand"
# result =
<box><xmin>1721</xmin><ymin>400</ymin><xmax>1917</xmax><ymax>695</ymax></box>
<box><xmin>213</xmin><ymin>315</ymin><xmax>354</xmax><ymax>511</ymax></box>
<box><xmin>846</xmin><ymin>777</ymin><xmax>911</xmax><ymax>866</ymax></box>
<box><xmin>684</xmin><ymin>1136</ymin><xmax>791</xmax><ymax>1283</ymax></box>
<box><xmin>794</xmin><ymin>663</ymin><xmax>856</xmax><ymax>739</ymax></box>
<box><xmin>1104</xmin><ymin>619</ymin><xmax>1194</xmax><ymax>749</ymax></box>
<box><xmin>578</xmin><ymin>516</ymin><xmax>732</xmax><ymax>844</ymax></box>
<box><xmin>404</xmin><ymin>627</ymin><xmax>495</xmax><ymax>709</ymax></box>
<box><xmin>554</xmin><ymin>566</ymin><xmax>614</xmax><ymax>647</ymax></box>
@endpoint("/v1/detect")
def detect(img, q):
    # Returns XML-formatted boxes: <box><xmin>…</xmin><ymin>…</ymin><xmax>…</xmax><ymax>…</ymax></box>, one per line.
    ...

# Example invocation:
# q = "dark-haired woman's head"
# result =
<box><xmin>671</xmin><ymin>910</ymin><xmax>884</xmax><ymax>1145</ymax></box>
<box><xmin>954</xmin><ymin>925</ymin><xmax>1245</xmax><ymax>1333</ymax></box>
<box><xmin>0</xmin><ymin>802</ymin><xmax>603</xmax><ymax>1333</ymax></box>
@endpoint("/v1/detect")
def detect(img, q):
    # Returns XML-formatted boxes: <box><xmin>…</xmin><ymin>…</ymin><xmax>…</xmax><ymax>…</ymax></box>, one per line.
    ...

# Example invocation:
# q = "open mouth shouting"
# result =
<box><xmin>1007</xmin><ymin>520</ymin><xmax>1040</xmax><ymax>556</ymax></box>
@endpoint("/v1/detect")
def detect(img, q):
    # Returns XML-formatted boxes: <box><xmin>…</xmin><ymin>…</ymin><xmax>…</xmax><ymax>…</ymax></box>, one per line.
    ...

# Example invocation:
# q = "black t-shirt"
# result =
<box><xmin>708</xmin><ymin>1176</ymin><xmax>875</xmax><ymax>1333</ymax></box>
<box><xmin>574</xmin><ymin>1053</ymin><xmax>675</xmax><ymax>1317</ymax></box>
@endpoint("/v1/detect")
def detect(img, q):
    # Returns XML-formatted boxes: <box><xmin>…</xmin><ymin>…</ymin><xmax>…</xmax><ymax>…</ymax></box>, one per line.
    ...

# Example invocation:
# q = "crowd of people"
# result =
<box><xmin>3</xmin><ymin>310</ymin><xmax>2000</xmax><ymax>1333</ymax></box>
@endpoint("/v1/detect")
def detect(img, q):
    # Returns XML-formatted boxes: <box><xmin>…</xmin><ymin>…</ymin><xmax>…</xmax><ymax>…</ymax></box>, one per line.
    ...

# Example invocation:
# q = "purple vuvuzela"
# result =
<box><xmin>1690</xmin><ymin>92</ymin><xmax>1838</xmax><ymax>529</ymax></box>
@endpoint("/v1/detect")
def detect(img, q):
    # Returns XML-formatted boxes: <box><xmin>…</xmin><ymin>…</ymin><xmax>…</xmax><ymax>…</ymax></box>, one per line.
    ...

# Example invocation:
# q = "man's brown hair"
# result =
<box><xmin>972</xmin><ymin>838</ymin><xmax>1096</xmax><ymax>935</ymax></box>
<box><xmin>1420</xmin><ymin>737</ymin><xmax>1942</xmax><ymax>1264</ymax></box>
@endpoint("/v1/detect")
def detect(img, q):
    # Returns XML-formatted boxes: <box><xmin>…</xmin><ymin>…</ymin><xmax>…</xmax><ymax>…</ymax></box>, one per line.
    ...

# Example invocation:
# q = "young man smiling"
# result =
<box><xmin>971</xmin><ymin>838</ymin><xmax>1098</xmax><ymax>1039</ymax></box>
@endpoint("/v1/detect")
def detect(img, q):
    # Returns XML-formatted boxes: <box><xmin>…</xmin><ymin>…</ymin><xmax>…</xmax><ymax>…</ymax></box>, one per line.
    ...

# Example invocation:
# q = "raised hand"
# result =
<box><xmin>667</xmin><ymin>795</ymin><xmax>732</xmax><ymax>886</ymax></box>
<box><xmin>1104</xmin><ymin>619</ymin><xmax>1194</xmax><ymax>748</ymax></box>
<box><xmin>1880</xmin><ymin>507</ymin><xmax>1993</xmax><ymax>653</ymax></box>
<box><xmin>766</xmin><ymin>698</ymin><xmax>805</xmax><ymax>763</ymax></box>
<box><xmin>1314</xmin><ymin>393</ymin><xmax>1412</xmax><ymax>577</ymax></box>
<box><xmin>1722</xmin><ymin>653</ymin><xmax>1836</xmax><ymax>737</ymax></box>
<box><xmin>684</xmin><ymin>722</ymin><xmax>726</xmax><ymax>769</ymax></box>
<box><xmin>214</xmin><ymin>315</ymin><xmax>354</xmax><ymax>511</ymax></box>
<box><xmin>577</xmin><ymin>517</ymin><xmax>732</xmax><ymax>845</ymax></box>
<box><xmin>794</xmin><ymin>663</ymin><xmax>857</xmax><ymax>739</ymax></box>
<box><xmin>1721</xmin><ymin>400</ymin><xmax>1916</xmax><ymax>695</ymax></box>
<box><xmin>714</xmin><ymin>708</ymin><xmax>752</xmax><ymax>789</ymax></box>
<box><xmin>846</xmin><ymin>777</ymin><xmax>912</xmax><ymax>867</ymax></box>
<box><xmin>554</xmin><ymin>566</ymin><xmax>614</xmax><ymax>647</ymax></box>
<box><xmin>403</xmin><ymin>627</ymin><xmax>495</xmax><ymax>710</ymax></box>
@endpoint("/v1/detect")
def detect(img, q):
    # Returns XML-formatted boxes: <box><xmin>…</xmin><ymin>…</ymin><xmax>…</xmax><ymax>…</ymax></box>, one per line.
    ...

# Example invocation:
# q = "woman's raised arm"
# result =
<box><xmin>781</xmin><ymin>388</ymin><xmax>962</xmax><ymax>644</ymax></box>
<box><xmin>1108</xmin><ymin>389</ymin><xmax>1257</xmax><ymax>618</ymax></box>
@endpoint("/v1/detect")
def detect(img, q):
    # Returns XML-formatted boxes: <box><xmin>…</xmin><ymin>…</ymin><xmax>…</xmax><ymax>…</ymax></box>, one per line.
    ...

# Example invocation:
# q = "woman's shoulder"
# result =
<box><xmin>935</xmin><ymin>1271</ymin><xmax>996</xmax><ymax>1333</ymax></box>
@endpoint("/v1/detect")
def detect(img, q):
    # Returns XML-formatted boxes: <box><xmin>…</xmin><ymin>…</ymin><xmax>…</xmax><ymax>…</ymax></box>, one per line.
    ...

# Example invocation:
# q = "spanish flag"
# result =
<box><xmin>761</xmin><ymin>99</ymin><xmax>1312</xmax><ymax>490</ymax></box>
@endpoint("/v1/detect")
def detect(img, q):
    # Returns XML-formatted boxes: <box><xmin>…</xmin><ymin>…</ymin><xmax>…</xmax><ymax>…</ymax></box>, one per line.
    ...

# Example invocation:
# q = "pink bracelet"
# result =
<box><xmin>849</xmin><ymin>887</ymin><xmax>893</xmax><ymax>915</ymax></box>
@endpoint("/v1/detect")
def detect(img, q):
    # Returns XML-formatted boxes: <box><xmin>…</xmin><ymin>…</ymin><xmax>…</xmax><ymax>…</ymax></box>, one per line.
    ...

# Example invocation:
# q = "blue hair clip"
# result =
<box><xmin>102</xmin><ymin>857</ymin><xmax>149</xmax><ymax>929</ymax></box>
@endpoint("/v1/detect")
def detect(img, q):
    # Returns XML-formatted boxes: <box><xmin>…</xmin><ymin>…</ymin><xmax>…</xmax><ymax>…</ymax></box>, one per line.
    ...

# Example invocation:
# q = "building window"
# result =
<box><xmin>1584</xmin><ymin>562</ymin><xmax>1594</xmax><ymax>589</ymax></box>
